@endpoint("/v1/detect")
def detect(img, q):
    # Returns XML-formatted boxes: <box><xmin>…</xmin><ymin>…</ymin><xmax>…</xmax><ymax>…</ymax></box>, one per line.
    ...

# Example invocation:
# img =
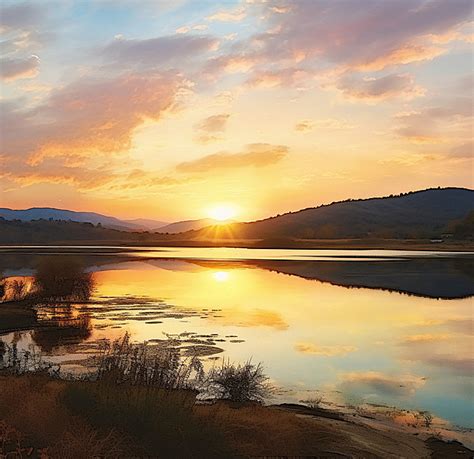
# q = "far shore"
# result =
<box><xmin>1</xmin><ymin>238</ymin><xmax>474</xmax><ymax>252</ymax></box>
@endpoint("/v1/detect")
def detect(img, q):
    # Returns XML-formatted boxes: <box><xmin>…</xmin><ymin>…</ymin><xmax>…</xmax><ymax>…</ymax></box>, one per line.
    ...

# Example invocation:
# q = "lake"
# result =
<box><xmin>1</xmin><ymin>246</ymin><xmax>473</xmax><ymax>430</ymax></box>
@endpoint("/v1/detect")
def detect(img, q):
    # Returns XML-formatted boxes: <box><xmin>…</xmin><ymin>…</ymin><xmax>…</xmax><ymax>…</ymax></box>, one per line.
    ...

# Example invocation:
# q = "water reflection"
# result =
<box><xmin>31</xmin><ymin>316</ymin><xmax>92</xmax><ymax>353</ymax></box>
<box><xmin>0</xmin><ymin>257</ymin><xmax>95</xmax><ymax>352</ymax></box>
<box><xmin>34</xmin><ymin>256</ymin><xmax>95</xmax><ymax>303</ymax></box>
<box><xmin>0</xmin><ymin>249</ymin><xmax>473</xmax><ymax>430</ymax></box>
<box><xmin>213</xmin><ymin>271</ymin><xmax>230</xmax><ymax>282</ymax></box>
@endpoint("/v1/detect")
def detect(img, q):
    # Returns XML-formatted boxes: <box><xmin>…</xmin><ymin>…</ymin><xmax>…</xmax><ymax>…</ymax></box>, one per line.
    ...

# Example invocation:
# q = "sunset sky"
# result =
<box><xmin>1</xmin><ymin>0</ymin><xmax>473</xmax><ymax>221</ymax></box>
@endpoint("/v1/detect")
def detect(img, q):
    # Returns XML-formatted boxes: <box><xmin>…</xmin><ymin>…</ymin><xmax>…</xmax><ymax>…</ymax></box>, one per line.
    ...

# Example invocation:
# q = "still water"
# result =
<box><xmin>1</xmin><ymin>247</ymin><xmax>473</xmax><ymax>429</ymax></box>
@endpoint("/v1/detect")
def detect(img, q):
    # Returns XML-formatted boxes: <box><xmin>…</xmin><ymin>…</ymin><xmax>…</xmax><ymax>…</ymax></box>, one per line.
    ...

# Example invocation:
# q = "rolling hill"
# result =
<box><xmin>0</xmin><ymin>208</ymin><xmax>167</xmax><ymax>232</ymax></box>
<box><xmin>0</xmin><ymin>188</ymin><xmax>472</xmax><ymax>245</ymax></box>
<box><xmin>203</xmin><ymin>187</ymin><xmax>474</xmax><ymax>240</ymax></box>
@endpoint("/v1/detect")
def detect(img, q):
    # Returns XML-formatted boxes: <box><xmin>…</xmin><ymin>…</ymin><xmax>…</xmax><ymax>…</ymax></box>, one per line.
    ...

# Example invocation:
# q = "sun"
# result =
<box><xmin>208</xmin><ymin>204</ymin><xmax>237</xmax><ymax>222</ymax></box>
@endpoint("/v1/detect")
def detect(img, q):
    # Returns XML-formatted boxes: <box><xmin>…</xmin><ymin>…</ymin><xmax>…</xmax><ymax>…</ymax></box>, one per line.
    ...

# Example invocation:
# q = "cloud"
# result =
<box><xmin>1</xmin><ymin>71</ymin><xmax>186</xmax><ymax>164</ymax></box>
<box><xmin>0</xmin><ymin>2</ymin><xmax>44</xmax><ymax>31</ymax></box>
<box><xmin>100</xmin><ymin>34</ymin><xmax>219</xmax><ymax>68</ymax></box>
<box><xmin>176</xmin><ymin>143</ymin><xmax>288</xmax><ymax>173</ymax></box>
<box><xmin>207</xmin><ymin>7</ymin><xmax>246</xmax><ymax>23</ymax></box>
<box><xmin>255</xmin><ymin>0</ymin><xmax>472</xmax><ymax>71</ymax></box>
<box><xmin>340</xmin><ymin>371</ymin><xmax>426</xmax><ymax>397</ymax></box>
<box><xmin>295</xmin><ymin>118</ymin><xmax>354</xmax><ymax>132</ymax></box>
<box><xmin>194</xmin><ymin>113</ymin><xmax>231</xmax><ymax>144</ymax></box>
<box><xmin>176</xmin><ymin>24</ymin><xmax>208</xmax><ymax>34</ymax></box>
<box><xmin>246</xmin><ymin>68</ymin><xmax>310</xmax><ymax>88</ymax></box>
<box><xmin>198</xmin><ymin>0</ymin><xmax>471</xmax><ymax>89</ymax></box>
<box><xmin>450</xmin><ymin>142</ymin><xmax>473</xmax><ymax>159</ymax></box>
<box><xmin>204</xmin><ymin>54</ymin><xmax>260</xmax><ymax>78</ymax></box>
<box><xmin>295</xmin><ymin>342</ymin><xmax>357</xmax><ymax>356</ymax></box>
<box><xmin>0</xmin><ymin>157</ymin><xmax>119</xmax><ymax>191</ymax></box>
<box><xmin>395</xmin><ymin>96</ymin><xmax>472</xmax><ymax>143</ymax></box>
<box><xmin>334</xmin><ymin>73</ymin><xmax>424</xmax><ymax>102</ymax></box>
<box><xmin>195</xmin><ymin>113</ymin><xmax>230</xmax><ymax>133</ymax></box>
<box><xmin>294</xmin><ymin>120</ymin><xmax>314</xmax><ymax>132</ymax></box>
<box><xmin>0</xmin><ymin>55</ymin><xmax>40</xmax><ymax>81</ymax></box>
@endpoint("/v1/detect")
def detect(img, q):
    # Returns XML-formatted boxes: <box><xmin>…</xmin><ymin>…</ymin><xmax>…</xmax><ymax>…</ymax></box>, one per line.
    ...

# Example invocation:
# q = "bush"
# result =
<box><xmin>204</xmin><ymin>360</ymin><xmax>272</xmax><ymax>404</ymax></box>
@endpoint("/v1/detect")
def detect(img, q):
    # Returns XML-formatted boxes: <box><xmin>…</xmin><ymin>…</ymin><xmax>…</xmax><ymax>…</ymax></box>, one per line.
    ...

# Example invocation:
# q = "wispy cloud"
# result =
<box><xmin>176</xmin><ymin>143</ymin><xmax>288</xmax><ymax>173</ymax></box>
<box><xmin>100</xmin><ymin>34</ymin><xmax>219</xmax><ymax>69</ymax></box>
<box><xmin>0</xmin><ymin>55</ymin><xmax>40</xmax><ymax>81</ymax></box>
<box><xmin>207</xmin><ymin>7</ymin><xmax>246</xmax><ymax>23</ymax></box>
<box><xmin>1</xmin><ymin>72</ymin><xmax>186</xmax><ymax>164</ymax></box>
<box><xmin>333</xmin><ymin>73</ymin><xmax>425</xmax><ymax>102</ymax></box>
<box><xmin>295</xmin><ymin>118</ymin><xmax>354</xmax><ymax>132</ymax></box>
<box><xmin>194</xmin><ymin>113</ymin><xmax>230</xmax><ymax>143</ymax></box>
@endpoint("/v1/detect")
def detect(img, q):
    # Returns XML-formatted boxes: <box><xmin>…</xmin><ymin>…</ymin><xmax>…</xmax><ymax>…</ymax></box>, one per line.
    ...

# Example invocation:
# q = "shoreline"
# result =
<box><xmin>0</xmin><ymin>373</ymin><xmax>472</xmax><ymax>458</ymax></box>
<box><xmin>1</xmin><ymin>241</ymin><xmax>474</xmax><ymax>255</ymax></box>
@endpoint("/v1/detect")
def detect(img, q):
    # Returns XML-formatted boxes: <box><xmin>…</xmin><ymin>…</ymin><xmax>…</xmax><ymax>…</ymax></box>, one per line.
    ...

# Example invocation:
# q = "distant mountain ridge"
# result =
<box><xmin>1</xmin><ymin>188</ymin><xmax>473</xmax><ymax>244</ymax></box>
<box><xmin>0</xmin><ymin>207</ymin><xmax>167</xmax><ymax>232</ymax></box>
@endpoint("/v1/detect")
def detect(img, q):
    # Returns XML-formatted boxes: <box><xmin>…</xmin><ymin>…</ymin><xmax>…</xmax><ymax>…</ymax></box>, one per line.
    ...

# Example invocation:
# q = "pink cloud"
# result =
<box><xmin>0</xmin><ymin>55</ymin><xmax>40</xmax><ymax>81</ymax></box>
<box><xmin>101</xmin><ymin>34</ymin><xmax>219</xmax><ymax>68</ymax></box>
<box><xmin>334</xmin><ymin>73</ymin><xmax>425</xmax><ymax>102</ymax></box>
<box><xmin>1</xmin><ymin>71</ymin><xmax>186</xmax><ymax>164</ymax></box>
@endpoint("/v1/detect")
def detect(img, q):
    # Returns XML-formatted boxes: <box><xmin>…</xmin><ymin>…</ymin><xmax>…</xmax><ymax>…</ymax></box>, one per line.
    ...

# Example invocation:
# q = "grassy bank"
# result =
<box><xmin>1</xmin><ymin>373</ymin><xmax>473</xmax><ymax>458</ymax></box>
<box><xmin>0</xmin><ymin>336</ymin><xmax>472</xmax><ymax>458</ymax></box>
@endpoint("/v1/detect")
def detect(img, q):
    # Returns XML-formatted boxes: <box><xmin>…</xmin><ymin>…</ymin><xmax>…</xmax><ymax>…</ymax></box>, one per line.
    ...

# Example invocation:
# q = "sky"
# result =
<box><xmin>0</xmin><ymin>0</ymin><xmax>473</xmax><ymax>221</ymax></box>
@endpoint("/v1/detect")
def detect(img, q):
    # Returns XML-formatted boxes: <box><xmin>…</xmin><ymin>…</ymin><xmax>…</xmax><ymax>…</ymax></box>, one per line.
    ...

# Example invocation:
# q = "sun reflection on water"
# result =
<box><xmin>213</xmin><ymin>271</ymin><xmax>230</xmax><ymax>282</ymax></box>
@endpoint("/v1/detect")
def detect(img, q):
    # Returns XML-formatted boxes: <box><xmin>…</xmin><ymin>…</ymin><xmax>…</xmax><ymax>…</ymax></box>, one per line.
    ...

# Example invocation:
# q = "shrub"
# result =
<box><xmin>204</xmin><ymin>360</ymin><xmax>272</xmax><ymax>404</ymax></box>
<box><xmin>300</xmin><ymin>396</ymin><xmax>324</xmax><ymax>409</ymax></box>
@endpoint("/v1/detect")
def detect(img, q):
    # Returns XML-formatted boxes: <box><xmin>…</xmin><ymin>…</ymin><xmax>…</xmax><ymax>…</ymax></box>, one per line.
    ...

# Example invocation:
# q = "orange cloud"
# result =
<box><xmin>195</xmin><ymin>113</ymin><xmax>230</xmax><ymax>133</ymax></box>
<box><xmin>194</xmin><ymin>113</ymin><xmax>230</xmax><ymax>143</ymax></box>
<box><xmin>1</xmin><ymin>72</ymin><xmax>186</xmax><ymax>165</ymax></box>
<box><xmin>295</xmin><ymin>118</ymin><xmax>354</xmax><ymax>132</ymax></box>
<box><xmin>395</xmin><ymin>96</ymin><xmax>472</xmax><ymax>145</ymax></box>
<box><xmin>176</xmin><ymin>143</ymin><xmax>288</xmax><ymax>173</ymax></box>
<box><xmin>247</xmin><ymin>68</ymin><xmax>310</xmax><ymax>89</ymax></box>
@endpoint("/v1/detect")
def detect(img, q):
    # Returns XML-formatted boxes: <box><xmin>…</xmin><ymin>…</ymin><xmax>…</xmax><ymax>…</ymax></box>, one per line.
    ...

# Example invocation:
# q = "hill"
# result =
<box><xmin>0</xmin><ymin>207</ymin><xmax>166</xmax><ymax>232</ymax></box>
<box><xmin>200</xmin><ymin>187</ymin><xmax>474</xmax><ymax>240</ymax></box>
<box><xmin>0</xmin><ymin>188</ymin><xmax>473</xmax><ymax>246</ymax></box>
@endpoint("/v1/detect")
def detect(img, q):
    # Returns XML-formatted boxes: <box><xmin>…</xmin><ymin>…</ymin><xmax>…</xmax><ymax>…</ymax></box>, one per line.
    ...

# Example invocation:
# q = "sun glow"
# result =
<box><xmin>208</xmin><ymin>205</ymin><xmax>237</xmax><ymax>222</ymax></box>
<box><xmin>213</xmin><ymin>271</ymin><xmax>230</xmax><ymax>282</ymax></box>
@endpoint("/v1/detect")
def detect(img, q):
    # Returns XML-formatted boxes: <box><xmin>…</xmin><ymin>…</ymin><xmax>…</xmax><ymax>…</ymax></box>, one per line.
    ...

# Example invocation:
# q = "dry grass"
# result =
<box><xmin>196</xmin><ymin>403</ymin><xmax>347</xmax><ymax>457</ymax></box>
<box><xmin>0</xmin><ymin>373</ymin><xmax>233</xmax><ymax>458</ymax></box>
<box><xmin>0</xmin><ymin>373</ymin><xmax>343</xmax><ymax>458</ymax></box>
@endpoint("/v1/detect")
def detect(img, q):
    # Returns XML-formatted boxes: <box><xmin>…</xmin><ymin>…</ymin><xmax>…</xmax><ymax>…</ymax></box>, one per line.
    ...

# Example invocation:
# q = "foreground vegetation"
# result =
<box><xmin>1</xmin><ymin>337</ymin><xmax>472</xmax><ymax>458</ymax></box>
